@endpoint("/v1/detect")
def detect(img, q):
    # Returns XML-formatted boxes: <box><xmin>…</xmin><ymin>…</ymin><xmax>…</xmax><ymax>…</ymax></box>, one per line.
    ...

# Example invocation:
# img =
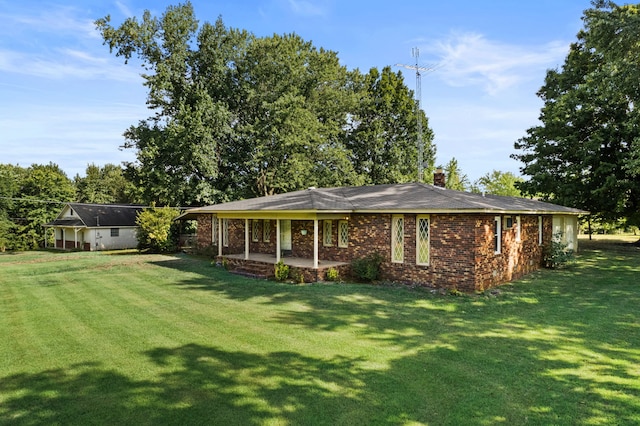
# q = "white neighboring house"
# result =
<box><xmin>44</xmin><ymin>203</ymin><xmax>145</xmax><ymax>251</ymax></box>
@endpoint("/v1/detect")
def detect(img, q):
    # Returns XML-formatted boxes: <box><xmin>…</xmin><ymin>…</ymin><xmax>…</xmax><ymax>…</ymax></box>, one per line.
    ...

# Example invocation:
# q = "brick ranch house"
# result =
<box><xmin>44</xmin><ymin>203</ymin><xmax>145</xmax><ymax>251</ymax></box>
<box><xmin>178</xmin><ymin>180</ymin><xmax>585</xmax><ymax>291</ymax></box>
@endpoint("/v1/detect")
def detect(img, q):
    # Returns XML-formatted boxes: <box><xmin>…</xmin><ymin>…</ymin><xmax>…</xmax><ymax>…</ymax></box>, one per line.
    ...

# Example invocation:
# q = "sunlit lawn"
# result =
<box><xmin>1</xmin><ymin>236</ymin><xmax>639</xmax><ymax>425</ymax></box>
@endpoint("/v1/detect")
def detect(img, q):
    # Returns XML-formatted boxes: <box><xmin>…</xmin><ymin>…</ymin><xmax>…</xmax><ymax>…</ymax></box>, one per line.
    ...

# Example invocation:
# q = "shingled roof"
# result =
<box><xmin>45</xmin><ymin>203</ymin><xmax>145</xmax><ymax>228</ymax></box>
<box><xmin>180</xmin><ymin>182</ymin><xmax>586</xmax><ymax>217</ymax></box>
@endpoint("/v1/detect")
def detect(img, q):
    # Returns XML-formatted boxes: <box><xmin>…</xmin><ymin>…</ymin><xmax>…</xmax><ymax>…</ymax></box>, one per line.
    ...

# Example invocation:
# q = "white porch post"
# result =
<box><xmin>217</xmin><ymin>217</ymin><xmax>222</xmax><ymax>257</ymax></box>
<box><xmin>313</xmin><ymin>219</ymin><xmax>319</xmax><ymax>269</ymax></box>
<box><xmin>245</xmin><ymin>219</ymin><xmax>250</xmax><ymax>260</ymax></box>
<box><xmin>276</xmin><ymin>220</ymin><xmax>281</xmax><ymax>262</ymax></box>
<box><xmin>74</xmin><ymin>228</ymin><xmax>79</xmax><ymax>249</ymax></box>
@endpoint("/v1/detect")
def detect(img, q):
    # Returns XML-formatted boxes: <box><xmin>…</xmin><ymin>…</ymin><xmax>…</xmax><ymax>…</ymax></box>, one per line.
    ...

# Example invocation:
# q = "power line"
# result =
<box><xmin>0</xmin><ymin>196</ymin><xmax>66</xmax><ymax>204</ymax></box>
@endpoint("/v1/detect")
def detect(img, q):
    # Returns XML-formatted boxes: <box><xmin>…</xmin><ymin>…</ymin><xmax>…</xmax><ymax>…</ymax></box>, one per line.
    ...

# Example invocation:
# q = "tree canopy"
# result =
<box><xmin>96</xmin><ymin>2</ymin><xmax>434</xmax><ymax>206</ymax></box>
<box><xmin>513</xmin><ymin>0</ymin><xmax>640</xmax><ymax>225</ymax></box>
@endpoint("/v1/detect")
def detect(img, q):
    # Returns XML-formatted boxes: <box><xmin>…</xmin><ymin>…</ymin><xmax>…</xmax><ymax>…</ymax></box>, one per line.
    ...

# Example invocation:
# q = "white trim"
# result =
<box><xmin>244</xmin><ymin>219</ymin><xmax>250</xmax><ymax>260</ymax></box>
<box><xmin>276</xmin><ymin>220</ymin><xmax>281</xmax><ymax>262</ymax></box>
<box><xmin>516</xmin><ymin>215</ymin><xmax>521</xmax><ymax>242</ymax></box>
<box><xmin>538</xmin><ymin>216</ymin><xmax>543</xmax><ymax>246</ymax></box>
<box><xmin>494</xmin><ymin>216</ymin><xmax>502</xmax><ymax>254</ymax></box>
<box><xmin>313</xmin><ymin>219</ymin><xmax>319</xmax><ymax>269</ymax></box>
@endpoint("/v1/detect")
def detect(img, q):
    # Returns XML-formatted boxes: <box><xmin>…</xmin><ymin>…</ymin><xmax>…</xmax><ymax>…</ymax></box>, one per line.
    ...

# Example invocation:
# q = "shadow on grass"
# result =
<box><xmin>1</xmin><ymin>337</ymin><xmax>639</xmax><ymax>425</ymax></box>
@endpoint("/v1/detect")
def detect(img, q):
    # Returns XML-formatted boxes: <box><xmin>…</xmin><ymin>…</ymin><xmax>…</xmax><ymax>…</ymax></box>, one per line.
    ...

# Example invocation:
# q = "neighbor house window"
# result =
<box><xmin>494</xmin><ymin>216</ymin><xmax>501</xmax><ymax>254</ymax></box>
<box><xmin>212</xmin><ymin>216</ymin><xmax>218</xmax><ymax>244</ymax></box>
<box><xmin>392</xmin><ymin>215</ymin><xmax>404</xmax><ymax>263</ymax></box>
<box><xmin>516</xmin><ymin>216</ymin><xmax>521</xmax><ymax>242</ymax></box>
<box><xmin>338</xmin><ymin>220</ymin><xmax>349</xmax><ymax>248</ymax></box>
<box><xmin>416</xmin><ymin>215</ymin><xmax>430</xmax><ymax>266</ymax></box>
<box><xmin>323</xmin><ymin>220</ymin><xmax>333</xmax><ymax>246</ymax></box>
<box><xmin>263</xmin><ymin>220</ymin><xmax>271</xmax><ymax>242</ymax></box>
<box><xmin>223</xmin><ymin>219</ymin><xmax>229</xmax><ymax>247</ymax></box>
<box><xmin>110</xmin><ymin>228</ymin><xmax>119</xmax><ymax>237</ymax></box>
<box><xmin>538</xmin><ymin>216</ymin><xmax>543</xmax><ymax>246</ymax></box>
<box><xmin>252</xmin><ymin>220</ymin><xmax>260</xmax><ymax>242</ymax></box>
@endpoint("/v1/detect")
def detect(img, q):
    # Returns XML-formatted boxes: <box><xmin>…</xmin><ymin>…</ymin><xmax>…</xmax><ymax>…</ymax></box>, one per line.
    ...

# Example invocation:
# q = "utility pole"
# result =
<box><xmin>396</xmin><ymin>48</ymin><xmax>436</xmax><ymax>183</ymax></box>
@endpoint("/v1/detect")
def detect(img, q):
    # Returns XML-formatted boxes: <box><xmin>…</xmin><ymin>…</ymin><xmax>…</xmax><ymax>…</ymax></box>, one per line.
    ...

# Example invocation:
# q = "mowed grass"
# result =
<box><xmin>1</xmin><ymin>237</ymin><xmax>639</xmax><ymax>425</ymax></box>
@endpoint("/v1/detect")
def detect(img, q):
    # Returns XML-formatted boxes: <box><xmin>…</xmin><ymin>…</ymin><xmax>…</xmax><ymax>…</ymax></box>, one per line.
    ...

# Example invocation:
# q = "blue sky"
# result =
<box><xmin>1</xmin><ymin>0</ymin><xmax>590</xmax><ymax>182</ymax></box>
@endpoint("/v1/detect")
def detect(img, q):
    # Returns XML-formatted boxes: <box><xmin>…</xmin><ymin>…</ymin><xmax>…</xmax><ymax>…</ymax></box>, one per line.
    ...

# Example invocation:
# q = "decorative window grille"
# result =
<box><xmin>338</xmin><ymin>220</ymin><xmax>348</xmax><ymax>248</ymax></box>
<box><xmin>252</xmin><ymin>220</ymin><xmax>260</xmax><ymax>242</ymax></box>
<box><xmin>263</xmin><ymin>220</ymin><xmax>271</xmax><ymax>242</ymax></box>
<box><xmin>416</xmin><ymin>216</ymin><xmax>430</xmax><ymax>265</ymax></box>
<box><xmin>223</xmin><ymin>219</ymin><xmax>229</xmax><ymax>247</ymax></box>
<box><xmin>323</xmin><ymin>220</ymin><xmax>333</xmax><ymax>246</ymax></box>
<box><xmin>392</xmin><ymin>215</ymin><xmax>404</xmax><ymax>263</ymax></box>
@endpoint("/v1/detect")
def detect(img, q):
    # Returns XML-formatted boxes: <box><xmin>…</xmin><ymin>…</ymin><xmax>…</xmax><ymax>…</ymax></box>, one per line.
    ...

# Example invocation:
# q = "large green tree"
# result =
<box><xmin>97</xmin><ymin>2</ymin><xmax>435</xmax><ymax>204</ymax></box>
<box><xmin>472</xmin><ymin>170</ymin><xmax>523</xmax><ymax>197</ymax></box>
<box><xmin>74</xmin><ymin>163</ymin><xmax>137</xmax><ymax>204</ymax></box>
<box><xmin>346</xmin><ymin>66</ymin><xmax>434</xmax><ymax>184</ymax></box>
<box><xmin>513</xmin><ymin>1</ymin><xmax>640</xmax><ymax>225</ymax></box>
<box><xmin>96</xmin><ymin>4</ymin><xmax>239</xmax><ymax>206</ymax></box>
<box><xmin>231</xmin><ymin>33</ymin><xmax>362</xmax><ymax>197</ymax></box>
<box><xmin>0</xmin><ymin>163</ymin><xmax>75</xmax><ymax>250</ymax></box>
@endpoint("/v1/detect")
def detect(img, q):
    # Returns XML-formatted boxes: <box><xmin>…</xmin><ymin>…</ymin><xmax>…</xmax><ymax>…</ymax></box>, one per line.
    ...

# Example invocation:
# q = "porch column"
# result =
<box><xmin>276</xmin><ymin>220</ymin><xmax>281</xmax><ymax>262</ymax></box>
<box><xmin>245</xmin><ymin>219</ymin><xmax>250</xmax><ymax>260</ymax></box>
<box><xmin>74</xmin><ymin>228</ymin><xmax>79</xmax><ymax>249</ymax></box>
<box><xmin>313</xmin><ymin>219</ymin><xmax>319</xmax><ymax>269</ymax></box>
<box><xmin>217</xmin><ymin>217</ymin><xmax>222</xmax><ymax>257</ymax></box>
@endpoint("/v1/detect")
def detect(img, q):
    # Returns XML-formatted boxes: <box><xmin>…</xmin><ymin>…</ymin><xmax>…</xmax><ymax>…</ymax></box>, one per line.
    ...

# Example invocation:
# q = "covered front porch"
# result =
<box><xmin>219</xmin><ymin>251</ymin><xmax>350</xmax><ymax>283</ymax></box>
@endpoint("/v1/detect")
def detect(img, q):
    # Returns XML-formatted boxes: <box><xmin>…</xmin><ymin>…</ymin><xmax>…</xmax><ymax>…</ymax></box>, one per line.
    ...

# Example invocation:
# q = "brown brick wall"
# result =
<box><xmin>196</xmin><ymin>212</ymin><xmax>552</xmax><ymax>291</ymax></box>
<box><xmin>196</xmin><ymin>214</ymin><xmax>213</xmax><ymax>249</ymax></box>
<box><xmin>473</xmin><ymin>215</ymin><xmax>552</xmax><ymax>291</ymax></box>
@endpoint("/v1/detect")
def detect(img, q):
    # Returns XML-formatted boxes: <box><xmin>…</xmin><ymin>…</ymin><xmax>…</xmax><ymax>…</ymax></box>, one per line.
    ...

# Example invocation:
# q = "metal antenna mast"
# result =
<box><xmin>396</xmin><ymin>48</ymin><xmax>435</xmax><ymax>182</ymax></box>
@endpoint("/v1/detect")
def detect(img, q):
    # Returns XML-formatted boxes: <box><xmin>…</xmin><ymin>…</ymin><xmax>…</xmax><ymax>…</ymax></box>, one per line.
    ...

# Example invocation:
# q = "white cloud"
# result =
<box><xmin>425</xmin><ymin>32</ymin><xmax>569</xmax><ymax>96</ymax></box>
<box><xmin>115</xmin><ymin>0</ymin><xmax>134</xmax><ymax>18</ymax></box>
<box><xmin>286</xmin><ymin>0</ymin><xmax>327</xmax><ymax>17</ymax></box>
<box><xmin>0</xmin><ymin>48</ymin><xmax>140</xmax><ymax>82</ymax></box>
<box><xmin>0</xmin><ymin>5</ymin><xmax>97</xmax><ymax>39</ymax></box>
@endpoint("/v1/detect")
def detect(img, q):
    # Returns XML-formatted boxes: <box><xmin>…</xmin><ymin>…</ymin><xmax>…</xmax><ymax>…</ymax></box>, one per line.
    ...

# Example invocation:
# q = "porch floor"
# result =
<box><xmin>222</xmin><ymin>253</ymin><xmax>348</xmax><ymax>269</ymax></box>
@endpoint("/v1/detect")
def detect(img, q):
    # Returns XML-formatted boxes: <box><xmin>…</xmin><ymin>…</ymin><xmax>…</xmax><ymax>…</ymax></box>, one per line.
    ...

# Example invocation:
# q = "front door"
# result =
<box><xmin>280</xmin><ymin>220</ymin><xmax>292</xmax><ymax>251</ymax></box>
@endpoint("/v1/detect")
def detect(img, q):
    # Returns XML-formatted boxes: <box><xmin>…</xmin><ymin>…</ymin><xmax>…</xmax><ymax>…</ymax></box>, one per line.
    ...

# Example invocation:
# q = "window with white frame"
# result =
<box><xmin>212</xmin><ymin>216</ymin><xmax>218</xmax><ymax>244</ymax></box>
<box><xmin>323</xmin><ymin>220</ymin><xmax>333</xmax><ymax>246</ymax></box>
<box><xmin>252</xmin><ymin>220</ymin><xmax>260</xmax><ymax>242</ymax></box>
<box><xmin>538</xmin><ymin>216</ymin><xmax>543</xmax><ymax>245</ymax></box>
<box><xmin>516</xmin><ymin>216</ymin><xmax>521</xmax><ymax>242</ymax></box>
<box><xmin>222</xmin><ymin>218</ymin><xmax>229</xmax><ymax>247</ymax></box>
<box><xmin>392</xmin><ymin>215</ymin><xmax>404</xmax><ymax>263</ymax></box>
<box><xmin>416</xmin><ymin>215</ymin><xmax>430</xmax><ymax>265</ymax></box>
<box><xmin>338</xmin><ymin>220</ymin><xmax>348</xmax><ymax>248</ymax></box>
<box><xmin>494</xmin><ymin>216</ymin><xmax>501</xmax><ymax>254</ymax></box>
<box><xmin>263</xmin><ymin>220</ymin><xmax>271</xmax><ymax>242</ymax></box>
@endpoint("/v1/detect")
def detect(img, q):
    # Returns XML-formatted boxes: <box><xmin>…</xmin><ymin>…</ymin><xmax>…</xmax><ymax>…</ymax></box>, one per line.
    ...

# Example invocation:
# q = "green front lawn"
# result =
<box><xmin>1</xmin><ymin>238</ymin><xmax>639</xmax><ymax>425</ymax></box>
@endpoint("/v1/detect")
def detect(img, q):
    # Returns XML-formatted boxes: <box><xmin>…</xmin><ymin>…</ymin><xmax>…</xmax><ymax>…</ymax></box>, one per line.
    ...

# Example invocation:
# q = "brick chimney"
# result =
<box><xmin>433</xmin><ymin>168</ymin><xmax>446</xmax><ymax>188</ymax></box>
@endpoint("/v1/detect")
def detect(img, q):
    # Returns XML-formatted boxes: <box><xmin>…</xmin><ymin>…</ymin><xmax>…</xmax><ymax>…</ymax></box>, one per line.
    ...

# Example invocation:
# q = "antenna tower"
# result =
<box><xmin>396</xmin><ymin>48</ymin><xmax>436</xmax><ymax>182</ymax></box>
